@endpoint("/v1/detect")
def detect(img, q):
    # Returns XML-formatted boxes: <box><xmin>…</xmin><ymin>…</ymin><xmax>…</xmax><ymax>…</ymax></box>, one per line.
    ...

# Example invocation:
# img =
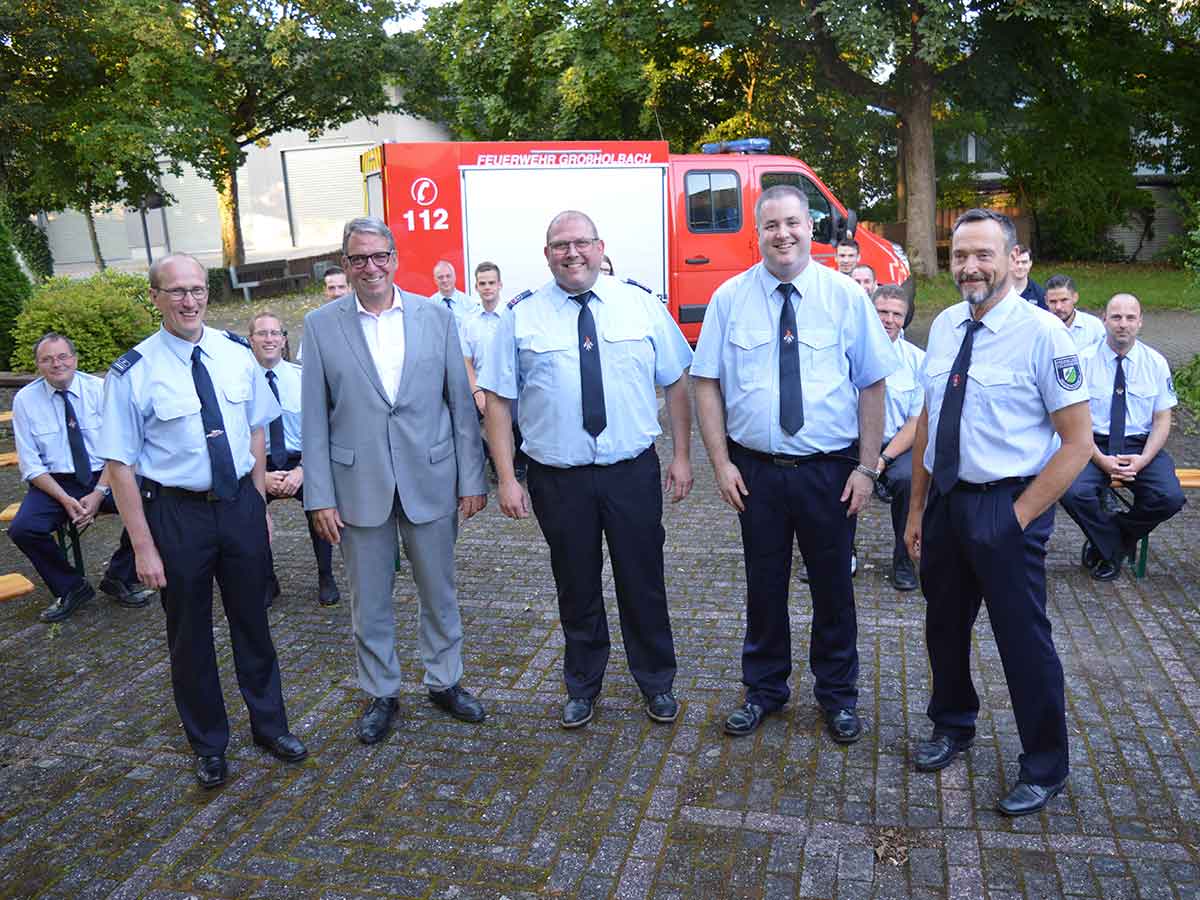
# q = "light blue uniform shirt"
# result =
<box><xmin>883</xmin><ymin>337</ymin><xmax>925</xmax><ymax>443</ymax></box>
<box><xmin>1064</xmin><ymin>310</ymin><xmax>1106</xmax><ymax>352</ymax></box>
<box><xmin>460</xmin><ymin>304</ymin><xmax>503</xmax><ymax>379</ymax></box>
<box><xmin>691</xmin><ymin>261</ymin><xmax>897</xmax><ymax>454</ymax></box>
<box><xmin>921</xmin><ymin>291</ymin><xmax>1086</xmax><ymax>482</ymax></box>
<box><xmin>429</xmin><ymin>289</ymin><xmax>479</xmax><ymax>331</ymax></box>
<box><xmin>99</xmin><ymin>326</ymin><xmax>280</xmax><ymax>491</ymax></box>
<box><xmin>261</xmin><ymin>358</ymin><xmax>303</xmax><ymax>455</ymax></box>
<box><xmin>480</xmin><ymin>274</ymin><xmax>693</xmax><ymax>467</ymax></box>
<box><xmin>12</xmin><ymin>372</ymin><xmax>106</xmax><ymax>481</ymax></box>
<box><xmin>1080</xmin><ymin>338</ymin><xmax>1176</xmax><ymax>437</ymax></box>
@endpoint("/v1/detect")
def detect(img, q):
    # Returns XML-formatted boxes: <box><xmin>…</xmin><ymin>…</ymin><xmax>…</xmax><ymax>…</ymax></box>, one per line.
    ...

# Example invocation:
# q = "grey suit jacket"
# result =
<box><xmin>301</xmin><ymin>290</ymin><xmax>486</xmax><ymax>527</ymax></box>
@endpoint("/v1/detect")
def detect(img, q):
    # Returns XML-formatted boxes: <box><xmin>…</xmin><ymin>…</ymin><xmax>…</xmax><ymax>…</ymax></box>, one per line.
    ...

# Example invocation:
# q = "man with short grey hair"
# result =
<box><xmin>429</xmin><ymin>260</ymin><xmax>478</xmax><ymax>330</ymax></box>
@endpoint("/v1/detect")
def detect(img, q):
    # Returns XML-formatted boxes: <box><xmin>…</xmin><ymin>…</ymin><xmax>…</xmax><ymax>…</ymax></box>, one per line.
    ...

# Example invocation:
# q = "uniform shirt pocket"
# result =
<box><xmin>151</xmin><ymin>394</ymin><xmax>203</xmax><ymax>451</ymax></box>
<box><xmin>601</xmin><ymin>325</ymin><xmax>653</xmax><ymax>382</ymax></box>
<box><xmin>518</xmin><ymin>331</ymin><xmax>575</xmax><ymax>391</ymax></box>
<box><xmin>1124</xmin><ymin>381</ymin><xmax>1158</xmax><ymax>434</ymax></box>
<box><xmin>729</xmin><ymin>327</ymin><xmax>772</xmax><ymax>392</ymax></box>
<box><xmin>797</xmin><ymin>328</ymin><xmax>841</xmax><ymax>378</ymax></box>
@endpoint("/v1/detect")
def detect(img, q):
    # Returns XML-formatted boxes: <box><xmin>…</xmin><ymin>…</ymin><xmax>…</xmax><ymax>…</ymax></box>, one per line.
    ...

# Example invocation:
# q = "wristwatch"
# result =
<box><xmin>854</xmin><ymin>464</ymin><xmax>880</xmax><ymax>482</ymax></box>
<box><xmin>880</xmin><ymin>453</ymin><xmax>895</xmax><ymax>468</ymax></box>
<box><xmin>96</xmin><ymin>484</ymin><xmax>112</xmax><ymax>497</ymax></box>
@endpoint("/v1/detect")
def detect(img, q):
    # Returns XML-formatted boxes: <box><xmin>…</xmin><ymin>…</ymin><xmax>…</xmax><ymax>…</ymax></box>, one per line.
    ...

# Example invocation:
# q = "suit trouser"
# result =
<box><xmin>9</xmin><ymin>472</ymin><xmax>137</xmax><ymax>597</ymax></box>
<box><xmin>341</xmin><ymin>497</ymin><xmax>463</xmax><ymax>697</ymax></box>
<box><xmin>730</xmin><ymin>442</ymin><xmax>859</xmax><ymax>712</ymax></box>
<box><xmin>265</xmin><ymin>453</ymin><xmax>334</xmax><ymax>580</ymax></box>
<box><xmin>883</xmin><ymin>448</ymin><xmax>914</xmax><ymax>566</ymax></box>
<box><xmin>143</xmin><ymin>476</ymin><xmax>289</xmax><ymax>756</ymax></box>
<box><xmin>1059</xmin><ymin>434</ymin><xmax>1186</xmax><ymax>562</ymax></box>
<box><xmin>920</xmin><ymin>480</ymin><xmax>1067</xmax><ymax>786</ymax></box>
<box><xmin>526</xmin><ymin>446</ymin><xmax>676</xmax><ymax>699</ymax></box>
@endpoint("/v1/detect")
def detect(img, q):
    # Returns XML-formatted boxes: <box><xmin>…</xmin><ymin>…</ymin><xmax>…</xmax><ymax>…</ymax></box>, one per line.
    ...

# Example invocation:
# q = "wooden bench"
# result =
<box><xmin>0</xmin><ymin>573</ymin><xmax>36</xmax><ymax>602</ymax></box>
<box><xmin>228</xmin><ymin>260</ymin><xmax>310</xmax><ymax>302</ymax></box>
<box><xmin>0</xmin><ymin>451</ymin><xmax>18</xmax><ymax>467</ymax></box>
<box><xmin>0</xmin><ymin>411</ymin><xmax>12</xmax><ymax>424</ymax></box>
<box><xmin>1110</xmin><ymin>468</ymin><xmax>1199</xmax><ymax>578</ymax></box>
<box><xmin>0</xmin><ymin>500</ymin><xmax>85</xmax><ymax>577</ymax></box>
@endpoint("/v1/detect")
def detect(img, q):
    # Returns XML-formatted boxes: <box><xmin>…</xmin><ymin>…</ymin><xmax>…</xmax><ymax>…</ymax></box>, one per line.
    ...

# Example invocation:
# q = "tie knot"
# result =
<box><xmin>55</xmin><ymin>389</ymin><xmax>67</xmax><ymax>398</ymax></box>
<box><xmin>570</xmin><ymin>291</ymin><xmax>594</xmax><ymax>307</ymax></box>
<box><xmin>191</xmin><ymin>346</ymin><xmax>203</xmax><ymax>364</ymax></box>
<box><xmin>265</xmin><ymin>369</ymin><xmax>276</xmax><ymax>381</ymax></box>
<box><xmin>777</xmin><ymin>283</ymin><xmax>795</xmax><ymax>301</ymax></box>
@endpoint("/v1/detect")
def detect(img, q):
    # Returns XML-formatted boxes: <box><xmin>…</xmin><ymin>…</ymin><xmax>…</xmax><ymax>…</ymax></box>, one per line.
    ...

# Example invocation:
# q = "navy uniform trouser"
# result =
<box><xmin>730</xmin><ymin>442</ymin><xmax>859</xmax><ymax>712</ymax></box>
<box><xmin>143</xmin><ymin>475</ymin><xmax>289</xmax><ymax>756</ymax></box>
<box><xmin>8</xmin><ymin>472</ymin><xmax>136</xmax><ymax>597</ymax></box>
<box><xmin>265</xmin><ymin>453</ymin><xmax>333</xmax><ymax>580</ymax></box>
<box><xmin>526</xmin><ymin>446</ymin><xmax>676</xmax><ymax>700</ymax></box>
<box><xmin>921</xmin><ymin>480</ymin><xmax>1067</xmax><ymax>786</ymax></box>
<box><xmin>1059</xmin><ymin>434</ymin><xmax>1186</xmax><ymax>563</ymax></box>
<box><xmin>882</xmin><ymin>448</ymin><xmax>915</xmax><ymax>566</ymax></box>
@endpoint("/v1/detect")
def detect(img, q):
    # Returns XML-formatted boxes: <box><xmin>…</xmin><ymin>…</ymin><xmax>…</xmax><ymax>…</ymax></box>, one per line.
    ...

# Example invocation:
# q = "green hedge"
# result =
<box><xmin>10</xmin><ymin>271</ymin><xmax>158</xmax><ymax>373</ymax></box>
<box><xmin>0</xmin><ymin>210</ymin><xmax>33</xmax><ymax>369</ymax></box>
<box><xmin>1174</xmin><ymin>353</ymin><xmax>1200</xmax><ymax>418</ymax></box>
<box><xmin>0</xmin><ymin>200</ymin><xmax>53</xmax><ymax>280</ymax></box>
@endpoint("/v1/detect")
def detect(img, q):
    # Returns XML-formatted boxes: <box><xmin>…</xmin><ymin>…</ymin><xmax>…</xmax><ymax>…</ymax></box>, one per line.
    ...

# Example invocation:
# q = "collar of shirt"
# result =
<box><xmin>551</xmin><ymin>281</ymin><xmax>608</xmax><ymax>313</ymax></box>
<box><xmin>357</xmin><ymin>286</ymin><xmax>404</xmax><ymax>317</ymax></box>
<box><xmin>478</xmin><ymin>305</ymin><xmax>501</xmax><ymax>319</ymax></box>
<box><xmin>158</xmin><ymin>324</ymin><xmax>213</xmax><ymax>365</ymax></box>
<box><xmin>950</xmin><ymin>288</ymin><xmax>1021</xmax><ymax>335</ymax></box>
<box><xmin>40</xmin><ymin>374</ymin><xmax>81</xmax><ymax>402</ymax></box>
<box><xmin>1098</xmin><ymin>338</ymin><xmax>1139</xmax><ymax>365</ymax></box>
<box><xmin>754</xmin><ymin>259</ymin><xmax>816</xmax><ymax>302</ymax></box>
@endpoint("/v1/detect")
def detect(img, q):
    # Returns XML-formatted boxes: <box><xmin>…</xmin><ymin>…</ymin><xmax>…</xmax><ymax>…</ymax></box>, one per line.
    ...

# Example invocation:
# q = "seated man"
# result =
<box><xmin>871</xmin><ymin>285</ymin><xmax>925</xmax><ymax>591</ymax></box>
<box><xmin>1060</xmin><ymin>293</ymin><xmax>1185</xmax><ymax>580</ymax></box>
<box><xmin>248</xmin><ymin>312</ymin><xmax>340</xmax><ymax>606</ymax></box>
<box><xmin>1045</xmin><ymin>274</ymin><xmax>1105</xmax><ymax>351</ymax></box>
<box><xmin>10</xmin><ymin>332</ymin><xmax>152</xmax><ymax>622</ymax></box>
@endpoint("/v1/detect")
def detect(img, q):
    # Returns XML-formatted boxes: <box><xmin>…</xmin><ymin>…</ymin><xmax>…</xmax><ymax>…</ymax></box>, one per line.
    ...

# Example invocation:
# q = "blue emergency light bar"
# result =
<box><xmin>700</xmin><ymin>138</ymin><xmax>771</xmax><ymax>155</ymax></box>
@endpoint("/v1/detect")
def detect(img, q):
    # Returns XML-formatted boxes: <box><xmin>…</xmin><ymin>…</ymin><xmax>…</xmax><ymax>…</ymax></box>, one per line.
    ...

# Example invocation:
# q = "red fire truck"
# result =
<box><xmin>362</xmin><ymin>139</ymin><xmax>910</xmax><ymax>343</ymax></box>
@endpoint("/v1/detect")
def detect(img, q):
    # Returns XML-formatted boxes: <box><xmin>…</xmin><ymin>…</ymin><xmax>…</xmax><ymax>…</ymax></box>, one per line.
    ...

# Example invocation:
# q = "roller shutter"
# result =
<box><xmin>283</xmin><ymin>144</ymin><xmax>369</xmax><ymax>247</ymax></box>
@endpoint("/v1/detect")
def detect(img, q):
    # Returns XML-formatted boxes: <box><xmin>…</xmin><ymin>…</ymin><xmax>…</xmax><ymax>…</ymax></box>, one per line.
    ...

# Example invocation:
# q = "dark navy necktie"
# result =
<box><xmin>56</xmin><ymin>390</ymin><xmax>91</xmax><ymax>484</ymax></box>
<box><xmin>932</xmin><ymin>319</ymin><xmax>985</xmax><ymax>494</ymax></box>
<box><xmin>443</xmin><ymin>296</ymin><xmax>453</xmax><ymax>312</ymax></box>
<box><xmin>190</xmin><ymin>346</ymin><xmax>239</xmax><ymax>499</ymax></box>
<box><xmin>777</xmin><ymin>283</ymin><xmax>804</xmax><ymax>435</ymax></box>
<box><xmin>264</xmin><ymin>370</ymin><xmax>288</xmax><ymax>469</ymax></box>
<box><xmin>570</xmin><ymin>291</ymin><xmax>606</xmax><ymax>437</ymax></box>
<box><xmin>1108</xmin><ymin>355</ymin><xmax>1126</xmax><ymax>456</ymax></box>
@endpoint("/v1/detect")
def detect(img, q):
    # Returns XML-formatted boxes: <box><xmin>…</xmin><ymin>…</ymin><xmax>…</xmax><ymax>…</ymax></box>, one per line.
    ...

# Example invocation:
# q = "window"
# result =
<box><xmin>686</xmin><ymin>171</ymin><xmax>741</xmax><ymax>233</ymax></box>
<box><xmin>760</xmin><ymin>172</ymin><xmax>833</xmax><ymax>243</ymax></box>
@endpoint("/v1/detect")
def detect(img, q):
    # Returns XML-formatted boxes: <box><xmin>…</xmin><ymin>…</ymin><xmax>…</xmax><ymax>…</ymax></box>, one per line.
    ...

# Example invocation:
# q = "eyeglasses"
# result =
<box><xmin>154</xmin><ymin>286</ymin><xmax>209</xmax><ymax>301</ymax></box>
<box><xmin>346</xmin><ymin>251</ymin><xmax>394</xmax><ymax>269</ymax></box>
<box><xmin>37</xmin><ymin>353</ymin><xmax>75</xmax><ymax>365</ymax></box>
<box><xmin>252</xmin><ymin>329</ymin><xmax>285</xmax><ymax>339</ymax></box>
<box><xmin>547</xmin><ymin>238</ymin><xmax>599</xmax><ymax>255</ymax></box>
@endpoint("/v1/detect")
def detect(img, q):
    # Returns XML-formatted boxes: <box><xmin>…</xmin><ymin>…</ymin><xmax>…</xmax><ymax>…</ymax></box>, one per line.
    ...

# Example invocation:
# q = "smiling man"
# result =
<box><xmin>1045</xmin><ymin>274</ymin><xmax>1105</xmax><ymax>351</ymax></box>
<box><xmin>691</xmin><ymin>184</ymin><xmax>895</xmax><ymax>744</ymax></box>
<box><xmin>429</xmin><ymin>260</ymin><xmax>478</xmax><ymax>330</ymax></box>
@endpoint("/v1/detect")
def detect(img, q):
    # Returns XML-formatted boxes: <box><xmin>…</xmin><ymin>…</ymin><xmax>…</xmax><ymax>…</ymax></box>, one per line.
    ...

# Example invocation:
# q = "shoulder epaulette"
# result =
<box><xmin>109</xmin><ymin>349</ymin><xmax>142</xmax><ymax>376</ymax></box>
<box><xmin>624</xmin><ymin>278</ymin><xmax>653</xmax><ymax>294</ymax></box>
<box><xmin>224</xmin><ymin>330</ymin><xmax>252</xmax><ymax>348</ymax></box>
<box><xmin>507</xmin><ymin>289</ymin><xmax>533</xmax><ymax>309</ymax></box>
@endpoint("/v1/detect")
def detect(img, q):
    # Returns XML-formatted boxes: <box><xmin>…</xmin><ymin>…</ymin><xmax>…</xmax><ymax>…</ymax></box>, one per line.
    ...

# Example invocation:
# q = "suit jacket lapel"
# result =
<box><xmin>396</xmin><ymin>292</ymin><xmax>426</xmax><ymax>405</ymax></box>
<box><xmin>336</xmin><ymin>292</ymin><xmax>391</xmax><ymax>404</ymax></box>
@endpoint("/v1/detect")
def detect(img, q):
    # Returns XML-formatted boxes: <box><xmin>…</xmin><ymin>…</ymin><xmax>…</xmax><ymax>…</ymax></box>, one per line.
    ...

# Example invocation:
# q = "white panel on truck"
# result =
<box><xmin>459</xmin><ymin>165</ymin><xmax>668</xmax><ymax>303</ymax></box>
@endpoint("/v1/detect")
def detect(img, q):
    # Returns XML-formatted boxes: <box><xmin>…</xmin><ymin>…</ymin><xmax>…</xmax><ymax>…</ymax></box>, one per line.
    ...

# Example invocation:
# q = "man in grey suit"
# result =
<box><xmin>301</xmin><ymin>217</ymin><xmax>489</xmax><ymax>744</ymax></box>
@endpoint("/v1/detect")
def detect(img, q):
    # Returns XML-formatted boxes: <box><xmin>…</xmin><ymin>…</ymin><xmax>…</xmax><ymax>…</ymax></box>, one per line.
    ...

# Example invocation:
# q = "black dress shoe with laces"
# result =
<box><xmin>645</xmin><ymin>692</ymin><xmax>679</xmax><ymax>723</ymax></box>
<box><xmin>195</xmin><ymin>754</ymin><xmax>227</xmax><ymax>789</ymax></box>
<box><xmin>317</xmin><ymin>573</ymin><xmax>340</xmax><ymax>606</ymax></box>
<box><xmin>357</xmin><ymin>696</ymin><xmax>399</xmax><ymax>744</ymax></box>
<box><xmin>892</xmin><ymin>558</ymin><xmax>918</xmax><ymax>591</ymax></box>
<box><xmin>561</xmin><ymin>696</ymin><xmax>594</xmax><ymax>729</ymax></box>
<box><xmin>1090</xmin><ymin>557</ymin><xmax>1121</xmax><ymax>581</ymax></box>
<box><xmin>253</xmin><ymin>732</ymin><xmax>308</xmax><ymax>762</ymax></box>
<box><xmin>99</xmin><ymin>577</ymin><xmax>154</xmax><ymax>608</ymax></box>
<box><xmin>39</xmin><ymin>582</ymin><xmax>95</xmax><ymax>623</ymax></box>
<box><xmin>723</xmin><ymin>702</ymin><xmax>768</xmax><ymax>736</ymax></box>
<box><xmin>997</xmin><ymin>778</ymin><xmax>1067</xmax><ymax>816</ymax></box>
<box><xmin>1081</xmin><ymin>540</ymin><xmax>1103</xmax><ymax>570</ymax></box>
<box><xmin>914</xmin><ymin>734</ymin><xmax>974</xmax><ymax>772</ymax></box>
<box><xmin>825</xmin><ymin>708</ymin><xmax>862</xmax><ymax>744</ymax></box>
<box><xmin>429</xmin><ymin>684</ymin><xmax>486</xmax><ymax>722</ymax></box>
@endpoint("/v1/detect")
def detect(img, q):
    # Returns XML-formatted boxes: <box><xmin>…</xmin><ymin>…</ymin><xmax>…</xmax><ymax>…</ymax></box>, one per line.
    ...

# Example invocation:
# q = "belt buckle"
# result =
<box><xmin>772</xmin><ymin>455</ymin><xmax>797</xmax><ymax>467</ymax></box>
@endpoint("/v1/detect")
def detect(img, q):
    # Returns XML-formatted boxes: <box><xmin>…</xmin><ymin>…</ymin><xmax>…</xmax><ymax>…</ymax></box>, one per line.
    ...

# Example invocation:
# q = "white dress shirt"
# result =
<box><xmin>357</xmin><ymin>287</ymin><xmax>406</xmax><ymax>405</ymax></box>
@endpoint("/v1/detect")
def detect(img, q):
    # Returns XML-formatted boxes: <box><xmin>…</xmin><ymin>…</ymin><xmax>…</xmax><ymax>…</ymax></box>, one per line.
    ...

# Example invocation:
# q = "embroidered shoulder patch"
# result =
<box><xmin>1053</xmin><ymin>355</ymin><xmax>1082</xmax><ymax>391</ymax></box>
<box><xmin>1168</xmin><ymin>376</ymin><xmax>1176</xmax><ymax>396</ymax></box>
<box><xmin>623</xmin><ymin>277</ymin><xmax>653</xmax><ymax>294</ymax></box>
<box><xmin>224</xmin><ymin>330</ymin><xmax>252</xmax><ymax>348</ymax></box>
<box><xmin>507</xmin><ymin>289</ymin><xmax>533</xmax><ymax>309</ymax></box>
<box><xmin>109</xmin><ymin>349</ymin><xmax>142</xmax><ymax>376</ymax></box>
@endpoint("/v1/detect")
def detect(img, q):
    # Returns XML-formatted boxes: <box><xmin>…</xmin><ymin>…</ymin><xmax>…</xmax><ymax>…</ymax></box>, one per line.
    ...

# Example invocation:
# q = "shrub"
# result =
<box><xmin>0</xmin><ymin>198</ymin><xmax>53</xmax><ymax>280</ymax></box>
<box><xmin>0</xmin><ymin>210</ymin><xmax>33</xmax><ymax>369</ymax></box>
<box><xmin>1174</xmin><ymin>353</ymin><xmax>1200</xmax><ymax>418</ymax></box>
<box><xmin>10</xmin><ymin>271</ymin><xmax>157</xmax><ymax>373</ymax></box>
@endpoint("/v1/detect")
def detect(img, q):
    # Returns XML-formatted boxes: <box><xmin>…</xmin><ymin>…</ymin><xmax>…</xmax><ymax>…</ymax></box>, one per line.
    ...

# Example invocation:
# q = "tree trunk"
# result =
<box><xmin>895</xmin><ymin>123</ymin><xmax>907</xmax><ymax>221</ymax></box>
<box><xmin>83</xmin><ymin>204</ymin><xmax>106</xmax><ymax>271</ymax></box>
<box><xmin>216</xmin><ymin>166</ymin><xmax>245</xmax><ymax>269</ymax></box>
<box><xmin>898</xmin><ymin>76</ymin><xmax>938</xmax><ymax>277</ymax></box>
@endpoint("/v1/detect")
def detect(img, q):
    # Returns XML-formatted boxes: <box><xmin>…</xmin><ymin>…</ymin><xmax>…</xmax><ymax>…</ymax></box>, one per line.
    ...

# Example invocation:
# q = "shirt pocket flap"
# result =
<box><xmin>222</xmin><ymin>383</ymin><xmax>251</xmax><ymax>404</ymax></box>
<box><xmin>330</xmin><ymin>443</ymin><xmax>355</xmax><ymax>466</ymax></box>
<box><xmin>523</xmin><ymin>333</ymin><xmax>574</xmax><ymax>354</ymax></box>
<box><xmin>1126</xmin><ymin>381</ymin><xmax>1158</xmax><ymax>399</ymax></box>
<box><xmin>968</xmin><ymin>365</ymin><xmax>1015</xmax><ymax>387</ymax></box>
<box><xmin>601</xmin><ymin>326</ymin><xmax>649</xmax><ymax>344</ymax></box>
<box><xmin>429</xmin><ymin>438</ymin><xmax>454</xmax><ymax>464</ymax></box>
<box><xmin>924</xmin><ymin>357</ymin><xmax>954</xmax><ymax>379</ymax></box>
<box><xmin>797</xmin><ymin>328</ymin><xmax>837</xmax><ymax>350</ymax></box>
<box><xmin>729</xmin><ymin>327</ymin><xmax>772</xmax><ymax>351</ymax></box>
<box><xmin>152</xmin><ymin>395</ymin><xmax>201</xmax><ymax>421</ymax></box>
<box><xmin>888</xmin><ymin>369</ymin><xmax>917</xmax><ymax>392</ymax></box>
<box><xmin>30</xmin><ymin>418</ymin><xmax>60</xmax><ymax>436</ymax></box>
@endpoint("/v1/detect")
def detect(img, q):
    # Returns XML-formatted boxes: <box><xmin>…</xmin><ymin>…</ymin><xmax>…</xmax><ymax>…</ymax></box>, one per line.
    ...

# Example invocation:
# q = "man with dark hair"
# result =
<box><xmin>1011</xmin><ymin>244</ymin><xmax>1047</xmax><ymax>309</ymax></box>
<box><xmin>851</xmin><ymin>263</ymin><xmax>877</xmax><ymax>297</ymax></box>
<box><xmin>905</xmin><ymin>209</ymin><xmax>1091</xmax><ymax>816</ymax></box>
<box><xmin>835</xmin><ymin>238</ymin><xmax>861</xmax><ymax>275</ymax></box>
<box><xmin>323</xmin><ymin>266</ymin><xmax>349</xmax><ymax>301</ymax></box>
<box><xmin>10</xmin><ymin>332</ymin><xmax>152</xmax><ymax>622</ymax></box>
<box><xmin>1044</xmin><ymin>274</ymin><xmax>1104</xmax><ymax>351</ymax></box>
<box><xmin>693</xmin><ymin>184</ymin><xmax>895</xmax><ymax>743</ymax></box>
<box><xmin>1059</xmin><ymin>293</ymin><xmax>1185</xmax><ymax>580</ymax></box>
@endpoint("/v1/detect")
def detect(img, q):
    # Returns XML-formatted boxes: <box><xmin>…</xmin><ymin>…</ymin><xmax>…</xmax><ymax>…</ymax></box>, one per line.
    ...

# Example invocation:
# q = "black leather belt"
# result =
<box><xmin>141</xmin><ymin>475</ymin><xmax>249</xmax><ymax>502</ymax></box>
<box><xmin>728</xmin><ymin>440</ymin><xmax>854</xmax><ymax>468</ymax></box>
<box><xmin>953</xmin><ymin>476</ymin><xmax>1033</xmax><ymax>493</ymax></box>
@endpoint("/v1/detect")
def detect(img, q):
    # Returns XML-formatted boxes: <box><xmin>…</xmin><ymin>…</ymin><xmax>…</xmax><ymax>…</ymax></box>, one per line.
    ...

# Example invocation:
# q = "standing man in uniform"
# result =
<box><xmin>430</xmin><ymin>260</ymin><xmax>478</xmax><ymax>331</ymax></box>
<box><xmin>480</xmin><ymin>210</ymin><xmax>694</xmax><ymax>729</ymax></box>
<box><xmin>1045</xmin><ymin>274</ymin><xmax>1105</xmax><ymax>351</ymax></box>
<box><xmin>1059</xmin><ymin>293</ymin><xmax>1185</xmax><ymax>580</ymax></box>
<box><xmin>1011</xmin><ymin>244</ymin><xmax>1047</xmax><ymax>309</ymax></box>
<box><xmin>692</xmin><ymin>184</ymin><xmax>895</xmax><ymax>743</ymax></box>
<box><xmin>303</xmin><ymin>217</ymin><xmax>488</xmax><ymax>746</ymax></box>
<box><xmin>904</xmin><ymin>209</ymin><xmax>1092</xmax><ymax>815</ymax></box>
<box><xmin>835</xmin><ymin>239</ymin><xmax>861</xmax><ymax>276</ymax></box>
<box><xmin>248</xmin><ymin>311</ymin><xmax>339</xmax><ymax>607</ymax></box>
<box><xmin>99</xmin><ymin>254</ymin><xmax>306</xmax><ymax>789</ymax></box>
<box><xmin>850</xmin><ymin>264</ymin><xmax>877</xmax><ymax>298</ymax></box>
<box><xmin>10</xmin><ymin>332</ymin><xmax>152</xmax><ymax>622</ymax></box>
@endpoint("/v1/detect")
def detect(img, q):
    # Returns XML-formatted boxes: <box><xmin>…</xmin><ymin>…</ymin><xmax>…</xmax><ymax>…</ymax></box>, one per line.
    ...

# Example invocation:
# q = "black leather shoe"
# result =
<box><xmin>195</xmin><ymin>754</ymin><xmax>227</xmax><ymax>789</ymax></box>
<box><xmin>39</xmin><ymin>582</ymin><xmax>95</xmax><ymax>623</ymax></box>
<box><xmin>645</xmin><ymin>692</ymin><xmax>678</xmax><ymax>723</ymax></box>
<box><xmin>253</xmin><ymin>732</ymin><xmax>308</xmax><ymax>762</ymax></box>
<box><xmin>914</xmin><ymin>733</ymin><xmax>974</xmax><ymax>772</ymax></box>
<box><xmin>1081</xmin><ymin>541</ymin><xmax>1103</xmax><ymax>570</ymax></box>
<box><xmin>357</xmin><ymin>696</ymin><xmax>398</xmax><ymax>744</ymax></box>
<box><xmin>997</xmin><ymin>778</ymin><xmax>1067</xmax><ymax>816</ymax></box>
<box><xmin>265</xmin><ymin>576</ymin><xmax>280</xmax><ymax>609</ymax></box>
<box><xmin>723</xmin><ymin>702</ymin><xmax>767</xmax><ymax>736</ymax></box>
<box><xmin>825</xmin><ymin>708</ymin><xmax>862</xmax><ymax>744</ymax></box>
<box><xmin>1090</xmin><ymin>558</ymin><xmax>1121</xmax><ymax>581</ymax></box>
<box><xmin>892</xmin><ymin>558</ymin><xmax>918</xmax><ymax>591</ymax></box>
<box><xmin>429</xmin><ymin>684</ymin><xmax>486</xmax><ymax>723</ymax></box>
<box><xmin>561</xmin><ymin>696</ymin><xmax>594</xmax><ymax>729</ymax></box>
<box><xmin>99</xmin><ymin>577</ymin><xmax>154</xmax><ymax>608</ymax></box>
<box><xmin>317</xmin><ymin>573</ymin><xmax>340</xmax><ymax>606</ymax></box>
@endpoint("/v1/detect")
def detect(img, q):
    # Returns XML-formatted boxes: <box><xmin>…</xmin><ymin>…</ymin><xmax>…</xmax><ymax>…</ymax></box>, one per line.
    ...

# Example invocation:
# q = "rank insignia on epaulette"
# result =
<box><xmin>624</xmin><ymin>277</ymin><xmax>653</xmax><ymax>294</ymax></box>
<box><xmin>507</xmin><ymin>289</ymin><xmax>533</xmax><ymax>309</ymax></box>
<box><xmin>109</xmin><ymin>349</ymin><xmax>142</xmax><ymax>375</ymax></box>
<box><xmin>225</xmin><ymin>330</ymin><xmax>252</xmax><ymax>348</ymax></box>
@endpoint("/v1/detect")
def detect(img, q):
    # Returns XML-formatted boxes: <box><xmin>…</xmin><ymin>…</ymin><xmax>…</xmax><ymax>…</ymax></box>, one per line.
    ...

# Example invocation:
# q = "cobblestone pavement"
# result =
<box><xmin>1</xmin><ymin>405</ymin><xmax>1198</xmax><ymax>899</ymax></box>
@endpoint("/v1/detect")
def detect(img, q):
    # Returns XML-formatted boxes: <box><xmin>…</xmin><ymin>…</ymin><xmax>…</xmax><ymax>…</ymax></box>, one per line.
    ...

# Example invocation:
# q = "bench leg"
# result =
<box><xmin>54</xmin><ymin>523</ymin><xmax>85</xmax><ymax>577</ymax></box>
<box><xmin>242</xmin><ymin>286</ymin><xmax>252</xmax><ymax>302</ymax></box>
<box><xmin>1134</xmin><ymin>535</ymin><xmax>1148</xmax><ymax>579</ymax></box>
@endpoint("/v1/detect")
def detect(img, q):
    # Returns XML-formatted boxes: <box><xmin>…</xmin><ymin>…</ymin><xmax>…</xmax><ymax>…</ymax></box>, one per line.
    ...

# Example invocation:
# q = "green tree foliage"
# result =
<box><xmin>0</xmin><ymin>195</ymin><xmax>52</xmax><ymax>280</ymax></box>
<box><xmin>0</xmin><ymin>205</ymin><xmax>33</xmax><ymax>369</ymax></box>
<box><xmin>10</xmin><ymin>271</ymin><xmax>157</xmax><ymax>373</ymax></box>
